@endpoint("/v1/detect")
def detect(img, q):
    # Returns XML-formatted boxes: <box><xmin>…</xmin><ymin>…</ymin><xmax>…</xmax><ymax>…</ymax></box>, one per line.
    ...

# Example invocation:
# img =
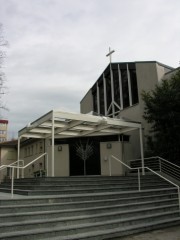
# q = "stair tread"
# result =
<box><xmin>0</xmin><ymin>202</ymin><xmax>178</xmax><ymax>220</ymax></box>
<box><xmin>0</xmin><ymin>195</ymin><xmax>177</xmax><ymax>210</ymax></box>
<box><xmin>0</xmin><ymin>175</ymin><xmax>179</xmax><ymax>239</ymax></box>
<box><xmin>0</xmin><ymin>210</ymin><xmax>179</xmax><ymax>238</ymax></box>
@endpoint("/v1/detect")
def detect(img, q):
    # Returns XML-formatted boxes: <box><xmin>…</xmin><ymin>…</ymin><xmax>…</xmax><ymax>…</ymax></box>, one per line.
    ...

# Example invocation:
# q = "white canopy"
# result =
<box><xmin>18</xmin><ymin>110</ymin><xmax>144</xmax><ymax>176</ymax></box>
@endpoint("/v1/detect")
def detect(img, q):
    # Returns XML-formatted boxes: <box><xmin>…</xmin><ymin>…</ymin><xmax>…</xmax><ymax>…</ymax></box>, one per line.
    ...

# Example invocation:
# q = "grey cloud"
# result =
<box><xmin>0</xmin><ymin>0</ymin><xmax>180</xmax><ymax>139</ymax></box>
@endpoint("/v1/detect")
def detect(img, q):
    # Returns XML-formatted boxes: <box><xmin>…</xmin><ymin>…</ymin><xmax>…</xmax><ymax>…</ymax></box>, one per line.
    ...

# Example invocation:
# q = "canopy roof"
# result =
<box><xmin>18</xmin><ymin>110</ymin><xmax>142</xmax><ymax>139</ymax></box>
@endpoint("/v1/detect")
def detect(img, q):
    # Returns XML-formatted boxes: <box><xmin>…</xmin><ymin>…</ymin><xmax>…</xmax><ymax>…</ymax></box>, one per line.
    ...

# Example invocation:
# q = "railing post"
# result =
<box><xmin>159</xmin><ymin>158</ymin><xmax>162</xmax><ymax>172</ymax></box>
<box><xmin>109</xmin><ymin>156</ymin><xmax>112</xmax><ymax>176</ymax></box>
<box><xmin>178</xmin><ymin>187</ymin><xmax>180</xmax><ymax>214</ymax></box>
<box><xmin>11</xmin><ymin>167</ymin><xmax>14</xmax><ymax>199</ymax></box>
<box><xmin>46</xmin><ymin>153</ymin><xmax>49</xmax><ymax>177</ymax></box>
<box><xmin>138</xmin><ymin>168</ymin><xmax>141</xmax><ymax>191</ymax></box>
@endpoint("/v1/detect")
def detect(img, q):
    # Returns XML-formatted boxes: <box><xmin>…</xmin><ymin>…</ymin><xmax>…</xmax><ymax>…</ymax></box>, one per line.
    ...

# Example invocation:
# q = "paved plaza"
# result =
<box><xmin>114</xmin><ymin>225</ymin><xmax>180</xmax><ymax>240</ymax></box>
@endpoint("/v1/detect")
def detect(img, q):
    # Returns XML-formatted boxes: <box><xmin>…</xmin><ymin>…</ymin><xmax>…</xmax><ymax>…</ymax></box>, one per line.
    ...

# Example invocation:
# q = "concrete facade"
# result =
<box><xmin>0</xmin><ymin>140</ymin><xmax>17</xmax><ymax>182</ymax></box>
<box><xmin>1</xmin><ymin>61</ymin><xmax>178</xmax><ymax>180</ymax></box>
<box><xmin>80</xmin><ymin>61</ymin><xmax>177</xmax><ymax>158</ymax></box>
<box><xmin>0</xmin><ymin>120</ymin><xmax>8</xmax><ymax>143</ymax></box>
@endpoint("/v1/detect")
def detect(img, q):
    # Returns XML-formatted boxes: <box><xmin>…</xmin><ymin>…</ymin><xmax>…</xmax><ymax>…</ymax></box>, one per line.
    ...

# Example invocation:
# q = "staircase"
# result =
<box><xmin>0</xmin><ymin>175</ymin><xmax>180</xmax><ymax>239</ymax></box>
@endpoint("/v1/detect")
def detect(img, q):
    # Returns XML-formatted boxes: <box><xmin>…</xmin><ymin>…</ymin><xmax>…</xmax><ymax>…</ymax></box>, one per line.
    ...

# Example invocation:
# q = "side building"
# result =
<box><xmin>80</xmin><ymin>61</ymin><xmax>176</xmax><ymax>158</ymax></box>
<box><xmin>0</xmin><ymin>119</ymin><xmax>8</xmax><ymax>142</ymax></box>
<box><xmin>0</xmin><ymin>140</ymin><xmax>17</xmax><ymax>182</ymax></box>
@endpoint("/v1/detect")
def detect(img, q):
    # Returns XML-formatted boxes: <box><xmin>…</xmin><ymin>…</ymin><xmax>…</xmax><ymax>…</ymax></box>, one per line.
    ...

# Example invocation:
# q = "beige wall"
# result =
<box><xmin>46</xmin><ymin>142</ymin><xmax>69</xmax><ymax>177</ymax></box>
<box><xmin>80</xmin><ymin>89</ymin><xmax>93</xmax><ymax>114</ymax></box>
<box><xmin>0</xmin><ymin>147</ymin><xmax>17</xmax><ymax>181</ymax></box>
<box><xmin>100</xmin><ymin>141</ymin><xmax>134</xmax><ymax>176</ymax></box>
<box><xmin>20</xmin><ymin>139</ymin><xmax>45</xmax><ymax>178</ymax></box>
<box><xmin>0</xmin><ymin>122</ymin><xmax>8</xmax><ymax>142</ymax></box>
<box><xmin>101</xmin><ymin>141</ymin><xmax>122</xmax><ymax>176</ymax></box>
<box><xmin>54</xmin><ymin>145</ymin><xmax>69</xmax><ymax>176</ymax></box>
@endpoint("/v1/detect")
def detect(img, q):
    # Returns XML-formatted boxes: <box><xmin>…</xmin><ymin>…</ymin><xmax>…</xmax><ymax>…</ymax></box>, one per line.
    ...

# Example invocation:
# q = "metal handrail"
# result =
<box><xmin>143</xmin><ymin>167</ymin><xmax>180</xmax><ymax>213</ymax></box>
<box><xmin>110</xmin><ymin>155</ymin><xmax>141</xmax><ymax>191</ymax></box>
<box><xmin>0</xmin><ymin>160</ymin><xmax>24</xmax><ymax>180</ymax></box>
<box><xmin>0</xmin><ymin>152</ymin><xmax>48</xmax><ymax>198</ymax></box>
<box><xmin>111</xmin><ymin>155</ymin><xmax>180</xmax><ymax>213</ymax></box>
<box><xmin>129</xmin><ymin>156</ymin><xmax>180</xmax><ymax>181</ymax></box>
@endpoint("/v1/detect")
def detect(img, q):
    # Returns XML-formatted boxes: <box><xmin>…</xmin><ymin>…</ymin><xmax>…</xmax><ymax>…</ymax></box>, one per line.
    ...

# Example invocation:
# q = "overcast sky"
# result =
<box><xmin>0</xmin><ymin>0</ymin><xmax>180</xmax><ymax>139</ymax></box>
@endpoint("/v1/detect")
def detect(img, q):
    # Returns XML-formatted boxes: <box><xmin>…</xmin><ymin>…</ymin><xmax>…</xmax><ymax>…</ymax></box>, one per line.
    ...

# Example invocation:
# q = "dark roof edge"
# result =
<box><xmin>164</xmin><ymin>66</ymin><xmax>180</xmax><ymax>76</ymax></box>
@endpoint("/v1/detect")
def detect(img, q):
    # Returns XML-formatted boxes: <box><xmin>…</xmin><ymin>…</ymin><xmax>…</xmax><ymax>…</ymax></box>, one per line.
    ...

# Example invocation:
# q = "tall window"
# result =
<box><xmin>130</xmin><ymin>69</ymin><xmax>139</xmax><ymax>105</ymax></box>
<box><xmin>92</xmin><ymin>87</ymin><xmax>97</xmax><ymax>114</ymax></box>
<box><xmin>92</xmin><ymin>63</ymin><xmax>139</xmax><ymax>117</ymax></box>
<box><xmin>113</xmin><ymin>68</ymin><xmax>121</xmax><ymax>111</ymax></box>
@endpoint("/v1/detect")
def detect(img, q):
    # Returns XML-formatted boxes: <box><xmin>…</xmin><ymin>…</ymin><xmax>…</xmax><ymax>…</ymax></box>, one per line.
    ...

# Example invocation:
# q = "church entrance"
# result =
<box><xmin>69</xmin><ymin>137</ymin><xmax>101</xmax><ymax>176</ymax></box>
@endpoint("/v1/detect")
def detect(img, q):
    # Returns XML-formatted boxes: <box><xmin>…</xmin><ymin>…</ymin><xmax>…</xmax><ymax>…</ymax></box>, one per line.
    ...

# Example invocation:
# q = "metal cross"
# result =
<box><xmin>106</xmin><ymin>47</ymin><xmax>115</xmax><ymax>64</ymax></box>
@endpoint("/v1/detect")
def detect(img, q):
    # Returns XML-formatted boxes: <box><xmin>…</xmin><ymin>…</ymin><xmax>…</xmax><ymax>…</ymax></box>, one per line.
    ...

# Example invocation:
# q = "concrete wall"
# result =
<box><xmin>80</xmin><ymin>89</ymin><xmax>93</xmax><ymax>114</ymax></box>
<box><xmin>100</xmin><ymin>141</ymin><xmax>133</xmax><ymax>176</ymax></box>
<box><xmin>54</xmin><ymin>144</ymin><xmax>69</xmax><ymax>176</ymax></box>
<box><xmin>0</xmin><ymin>147</ymin><xmax>17</xmax><ymax>181</ymax></box>
<box><xmin>20</xmin><ymin>139</ymin><xmax>45</xmax><ymax>178</ymax></box>
<box><xmin>46</xmin><ymin>142</ymin><xmax>69</xmax><ymax>177</ymax></box>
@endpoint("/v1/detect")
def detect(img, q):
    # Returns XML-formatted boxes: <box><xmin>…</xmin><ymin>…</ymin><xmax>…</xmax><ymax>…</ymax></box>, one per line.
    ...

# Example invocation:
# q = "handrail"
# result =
<box><xmin>110</xmin><ymin>155</ymin><xmax>141</xmax><ymax>191</ymax></box>
<box><xmin>111</xmin><ymin>155</ymin><xmax>180</xmax><ymax>213</ymax></box>
<box><xmin>0</xmin><ymin>160</ymin><xmax>24</xmax><ymax>180</ymax></box>
<box><xmin>130</xmin><ymin>156</ymin><xmax>180</xmax><ymax>170</ymax></box>
<box><xmin>0</xmin><ymin>160</ymin><xmax>24</xmax><ymax>169</ymax></box>
<box><xmin>0</xmin><ymin>152</ymin><xmax>48</xmax><ymax>198</ymax></box>
<box><xmin>129</xmin><ymin>156</ymin><xmax>180</xmax><ymax>182</ymax></box>
<box><xmin>0</xmin><ymin>160</ymin><xmax>24</xmax><ymax>170</ymax></box>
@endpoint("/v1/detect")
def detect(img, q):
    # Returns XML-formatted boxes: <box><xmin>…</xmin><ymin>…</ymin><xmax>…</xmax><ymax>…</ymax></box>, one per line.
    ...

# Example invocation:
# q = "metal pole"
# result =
<box><xmin>127</xmin><ymin>64</ymin><xmax>132</xmax><ymax>106</ymax></box>
<box><xmin>139</xmin><ymin>126</ymin><xmax>145</xmax><ymax>175</ymax></box>
<box><xmin>52</xmin><ymin>111</ymin><xmax>55</xmax><ymax>177</ymax></box>
<box><xmin>178</xmin><ymin>187</ymin><xmax>180</xmax><ymax>214</ymax></box>
<box><xmin>159</xmin><ymin>158</ymin><xmax>162</xmax><ymax>172</ymax></box>
<box><xmin>103</xmin><ymin>73</ymin><xmax>107</xmax><ymax>116</ymax></box>
<box><xmin>109</xmin><ymin>156</ymin><xmax>112</xmax><ymax>176</ymax></box>
<box><xmin>46</xmin><ymin>153</ymin><xmax>49</xmax><ymax>177</ymax></box>
<box><xmin>11</xmin><ymin>167</ymin><xmax>14</xmax><ymax>199</ymax></box>
<box><xmin>138</xmin><ymin>168</ymin><xmax>141</xmax><ymax>191</ymax></box>
<box><xmin>110</xmin><ymin>63</ymin><xmax>115</xmax><ymax>116</ymax></box>
<box><xmin>17</xmin><ymin>137</ymin><xmax>21</xmax><ymax>179</ymax></box>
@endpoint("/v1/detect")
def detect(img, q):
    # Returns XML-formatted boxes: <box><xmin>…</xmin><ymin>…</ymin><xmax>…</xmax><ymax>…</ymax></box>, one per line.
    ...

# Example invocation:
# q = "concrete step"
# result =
<box><xmin>1</xmin><ymin>175</ymin><xmax>172</xmax><ymax>197</ymax></box>
<box><xmin>0</xmin><ymin>187</ymin><xmax>177</xmax><ymax>206</ymax></box>
<box><xmin>2</xmin><ymin>175</ymin><xmax>167</xmax><ymax>184</ymax></box>
<box><xmin>0</xmin><ymin>211</ymin><xmax>179</xmax><ymax>239</ymax></box>
<box><xmin>0</xmin><ymin>195</ymin><xmax>177</xmax><ymax>214</ymax></box>
<box><xmin>0</xmin><ymin>181</ymin><xmax>171</xmax><ymax>191</ymax></box>
<box><xmin>39</xmin><ymin>217</ymin><xmax>180</xmax><ymax>240</ymax></box>
<box><xmin>0</xmin><ymin>174</ymin><xmax>179</xmax><ymax>239</ymax></box>
<box><xmin>0</xmin><ymin>198</ymin><xmax>178</xmax><ymax>223</ymax></box>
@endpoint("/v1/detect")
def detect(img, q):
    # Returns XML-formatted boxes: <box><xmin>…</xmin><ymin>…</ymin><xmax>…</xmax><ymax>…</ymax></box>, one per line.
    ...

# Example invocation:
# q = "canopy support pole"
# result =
<box><xmin>139</xmin><ymin>126</ymin><xmax>145</xmax><ymax>175</ymax></box>
<box><xmin>17</xmin><ymin>137</ymin><xmax>21</xmax><ymax>179</ymax></box>
<box><xmin>51</xmin><ymin>111</ymin><xmax>55</xmax><ymax>177</ymax></box>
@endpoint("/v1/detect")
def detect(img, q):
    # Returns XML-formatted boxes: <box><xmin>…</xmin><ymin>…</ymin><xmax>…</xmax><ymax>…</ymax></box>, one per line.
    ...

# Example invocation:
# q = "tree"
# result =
<box><xmin>0</xmin><ymin>23</ymin><xmax>8</xmax><ymax>111</ymax></box>
<box><xmin>142</xmin><ymin>70</ymin><xmax>180</xmax><ymax>164</ymax></box>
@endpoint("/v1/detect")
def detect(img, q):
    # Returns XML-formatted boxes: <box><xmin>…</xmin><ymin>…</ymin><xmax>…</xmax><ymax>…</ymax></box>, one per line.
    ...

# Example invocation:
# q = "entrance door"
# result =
<box><xmin>69</xmin><ymin>138</ymin><xmax>101</xmax><ymax>176</ymax></box>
